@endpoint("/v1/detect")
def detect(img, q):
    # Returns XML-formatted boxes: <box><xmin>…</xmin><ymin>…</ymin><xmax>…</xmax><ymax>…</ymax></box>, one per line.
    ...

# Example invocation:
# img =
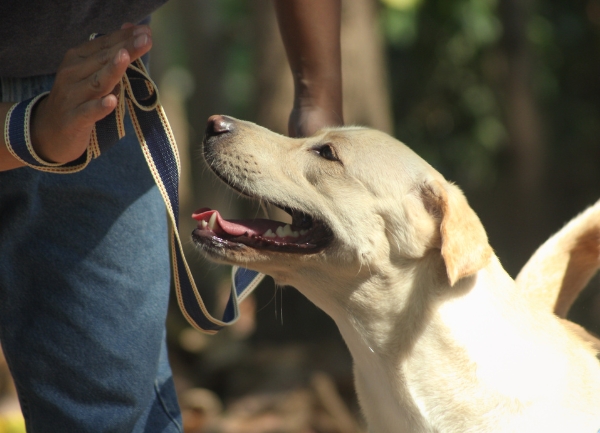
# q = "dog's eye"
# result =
<box><xmin>312</xmin><ymin>143</ymin><xmax>339</xmax><ymax>162</ymax></box>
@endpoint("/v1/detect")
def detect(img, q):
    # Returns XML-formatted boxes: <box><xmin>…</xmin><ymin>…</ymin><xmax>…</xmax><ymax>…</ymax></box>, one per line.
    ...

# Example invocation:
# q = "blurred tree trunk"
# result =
<box><xmin>499</xmin><ymin>0</ymin><xmax>546</xmax><ymax>198</ymax></box>
<box><xmin>488</xmin><ymin>0</ymin><xmax>549</xmax><ymax>273</ymax></box>
<box><xmin>251</xmin><ymin>0</ymin><xmax>393</xmax><ymax>135</ymax></box>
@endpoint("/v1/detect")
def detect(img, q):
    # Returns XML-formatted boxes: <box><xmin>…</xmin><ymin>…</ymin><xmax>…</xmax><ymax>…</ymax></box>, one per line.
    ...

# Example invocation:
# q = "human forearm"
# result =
<box><xmin>0</xmin><ymin>24</ymin><xmax>152</xmax><ymax>172</ymax></box>
<box><xmin>274</xmin><ymin>0</ymin><xmax>343</xmax><ymax>136</ymax></box>
<box><xmin>0</xmin><ymin>102</ymin><xmax>26</xmax><ymax>171</ymax></box>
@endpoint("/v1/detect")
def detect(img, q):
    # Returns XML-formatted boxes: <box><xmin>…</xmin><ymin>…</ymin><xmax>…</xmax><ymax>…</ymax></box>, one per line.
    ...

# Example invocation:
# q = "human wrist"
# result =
<box><xmin>29</xmin><ymin>94</ymin><xmax>89</xmax><ymax>165</ymax></box>
<box><xmin>293</xmin><ymin>75</ymin><xmax>342</xmax><ymax>115</ymax></box>
<box><xmin>4</xmin><ymin>92</ymin><xmax>89</xmax><ymax>172</ymax></box>
<box><xmin>288</xmin><ymin>82</ymin><xmax>344</xmax><ymax>138</ymax></box>
<box><xmin>0</xmin><ymin>102</ymin><xmax>25</xmax><ymax>171</ymax></box>
<box><xmin>4</xmin><ymin>92</ymin><xmax>63</xmax><ymax>167</ymax></box>
<box><xmin>29</xmin><ymin>95</ymin><xmax>59</xmax><ymax>164</ymax></box>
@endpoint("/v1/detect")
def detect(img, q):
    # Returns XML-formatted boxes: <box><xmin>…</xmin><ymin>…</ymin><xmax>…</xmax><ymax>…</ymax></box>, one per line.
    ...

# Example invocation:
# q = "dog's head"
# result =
<box><xmin>193</xmin><ymin>115</ymin><xmax>492</xmax><ymax>289</ymax></box>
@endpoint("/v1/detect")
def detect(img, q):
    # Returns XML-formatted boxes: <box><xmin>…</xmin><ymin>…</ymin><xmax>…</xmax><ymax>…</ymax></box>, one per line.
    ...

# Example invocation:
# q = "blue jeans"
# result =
<box><xmin>0</xmin><ymin>75</ymin><xmax>183</xmax><ymax>432</ymax></box>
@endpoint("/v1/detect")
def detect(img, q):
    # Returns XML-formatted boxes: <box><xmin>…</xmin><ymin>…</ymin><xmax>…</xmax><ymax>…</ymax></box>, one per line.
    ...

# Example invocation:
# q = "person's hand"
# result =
<box><xmin>30</xmin><ymin>24</ymin><xmax>152</xmax><ymax>164</ymax></box>
<box><xmin>273</xmin><ymin>0</ymin><xmax>343</xmax><ymax>138</ymax></box>
<box><xmin>288</xmin><ymin>101</ymin><xmax>344</xmax><ymax>138</ymax></box>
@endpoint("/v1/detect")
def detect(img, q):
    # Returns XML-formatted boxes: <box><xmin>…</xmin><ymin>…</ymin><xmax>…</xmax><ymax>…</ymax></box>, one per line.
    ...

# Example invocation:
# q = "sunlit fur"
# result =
<box><xmin>197</xmin><ymin>117</ymin><xmax>600</xmax><ymax>433</ymax></box>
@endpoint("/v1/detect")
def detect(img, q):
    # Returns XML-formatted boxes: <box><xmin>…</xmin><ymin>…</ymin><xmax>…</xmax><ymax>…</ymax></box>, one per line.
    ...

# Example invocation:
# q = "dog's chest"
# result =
<box><xmin>354</xmin><ymin>364</ymin><xmax>429</xmax><ymax>433</ymax></box>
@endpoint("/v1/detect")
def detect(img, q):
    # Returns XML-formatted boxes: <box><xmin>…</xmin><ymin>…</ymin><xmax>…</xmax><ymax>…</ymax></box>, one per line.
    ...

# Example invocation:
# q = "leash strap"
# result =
<box><xmin>4</xmin><ymin>39</ymin><xmax>265</xmax><ymax>334</ymax></box>
<box><xmin>4</xmin><ymin>92</ymin><xmax>95</xmax><ymax>173</ymax></box>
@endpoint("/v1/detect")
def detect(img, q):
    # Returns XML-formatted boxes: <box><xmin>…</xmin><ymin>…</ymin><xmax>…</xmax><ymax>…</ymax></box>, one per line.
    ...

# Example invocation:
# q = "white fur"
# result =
<box><xmin>197</xmin><ymin>118</ymin><xmax>600</xmax><ymax>433</ymax></box>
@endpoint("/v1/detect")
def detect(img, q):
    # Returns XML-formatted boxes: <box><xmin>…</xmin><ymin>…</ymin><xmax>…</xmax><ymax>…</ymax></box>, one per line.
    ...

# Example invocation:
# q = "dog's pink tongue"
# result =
<box><xmin>192</xmin><ymin>208</ymin><xmax>279</xmax><ymax>236</ymax></box>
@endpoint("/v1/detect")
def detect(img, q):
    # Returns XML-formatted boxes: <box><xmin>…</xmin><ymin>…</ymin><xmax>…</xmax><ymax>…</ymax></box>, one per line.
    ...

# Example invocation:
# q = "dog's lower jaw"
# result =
<box><xmin>192</xmin><ymin>236</ymin><xmax>247</xmax><ymax>263</ymax></box>
<box><xmin>192</xmin><ymin>236</ymin><xmax>275</xmax><ymax>271</ymax></box>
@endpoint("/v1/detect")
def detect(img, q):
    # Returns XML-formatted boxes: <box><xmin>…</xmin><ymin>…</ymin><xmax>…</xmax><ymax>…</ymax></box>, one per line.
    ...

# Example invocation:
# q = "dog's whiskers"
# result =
<box><xmin>274</xmin><ymin>283</ymin><xmax>284</xmax><ymax>325</ymax></box>
<box><xmin>256</xmin><ymin>286</ymin><xmax>278</xmax><ymax>314</ymax></box>
<box><xmin>259</xmin><ymin>200</ymin><xmax>270</xmax><ymax>219</ymax></box>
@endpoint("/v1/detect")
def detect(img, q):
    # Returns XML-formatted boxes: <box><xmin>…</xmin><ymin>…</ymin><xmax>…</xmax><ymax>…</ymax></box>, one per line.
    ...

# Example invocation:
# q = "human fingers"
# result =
<box><xmin>50</xmin><ymin>25</ymin><xmax>149</xmax><ymax>115</ymax></box>
<box><xmin>77</xmin><ymin>46</ymin><xmax>132</xmax><ymax>102</ymax></box>
<box><xmin>60</xmin><ymin>25</ymin><xmax>152</xmax><ymax>83</ymax></box>
<box><xmin>75</xmin><ymin>93</ymin><xmax>120</xmax><ymax>125</ymax></box>
<box><xmin>73</xmin><ymin>25</ymin><xmax>152</xmax><ymax>60</ymax></box>
<box><xmin>45</xmin><ymin>46</ymin><xmax>129</xmax><ymax>122</ymax></box>
<box><xmin>80</xmin><ymin>28</ymin><xmax>151</xmax><ymax>99</ymax></box>
<box><xmin>56</xmin><ymin>29</ymin><xmax>150</xmax><ymax>108</ymax></box>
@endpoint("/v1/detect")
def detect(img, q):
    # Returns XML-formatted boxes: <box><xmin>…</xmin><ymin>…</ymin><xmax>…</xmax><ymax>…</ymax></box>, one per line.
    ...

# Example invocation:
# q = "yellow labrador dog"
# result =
<box><xmin>192</xmin><ymin>115</ymin><xmax>600</xmax><ymax>433</ymax></box>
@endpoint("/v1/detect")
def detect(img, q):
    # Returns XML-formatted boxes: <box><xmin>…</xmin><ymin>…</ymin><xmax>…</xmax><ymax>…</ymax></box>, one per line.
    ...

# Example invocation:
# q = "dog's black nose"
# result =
<box><xmin>205</xmin><ymin>115</ymin><xmax>235</xmax><ymax>137</ymax></box>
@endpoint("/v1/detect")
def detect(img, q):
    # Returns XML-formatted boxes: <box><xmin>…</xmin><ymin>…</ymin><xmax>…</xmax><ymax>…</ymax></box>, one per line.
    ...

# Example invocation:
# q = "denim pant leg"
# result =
<box><xmin>0</xmin><ymin>76</ymin><xmax>182</xmax><ymax>432</ymax></box>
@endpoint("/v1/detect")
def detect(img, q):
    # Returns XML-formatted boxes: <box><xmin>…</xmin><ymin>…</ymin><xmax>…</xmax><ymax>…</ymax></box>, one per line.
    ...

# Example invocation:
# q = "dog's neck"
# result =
<box><xmin>293</xmin><ymin>253</ymin><xmax>597</xmax><ymax>432</ymax></box>
<box><xmin>291</xmin><ymin>254</ymin><xmax>539</xmax><ymax>432</ymax></box>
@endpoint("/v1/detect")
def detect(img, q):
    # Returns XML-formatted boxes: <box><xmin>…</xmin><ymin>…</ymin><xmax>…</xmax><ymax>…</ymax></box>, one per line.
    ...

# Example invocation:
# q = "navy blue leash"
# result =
<box><xmin>4</xmin><ymin>38</ymin><xmax>264</xmax><ymax>333</ymax></box>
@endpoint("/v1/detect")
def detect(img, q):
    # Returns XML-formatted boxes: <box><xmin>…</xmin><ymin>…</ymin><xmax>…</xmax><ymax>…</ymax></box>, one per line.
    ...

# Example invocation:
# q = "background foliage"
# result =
<box><xmin>3</xmin><ymin>1</ymin><xmax>599</xmax><ymax>431</ymax></box>
<box><xmin>152</xmin><ymin>0</ymin><xmax>600</xmax><ymax>429</ymax></box>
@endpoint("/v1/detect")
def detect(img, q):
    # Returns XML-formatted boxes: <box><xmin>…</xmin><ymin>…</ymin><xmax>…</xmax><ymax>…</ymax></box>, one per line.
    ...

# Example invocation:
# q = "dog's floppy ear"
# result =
<box><xmin>421</xmin><ymin>180</ymin><xmax>493</xmax><ymax>286</ymax></box>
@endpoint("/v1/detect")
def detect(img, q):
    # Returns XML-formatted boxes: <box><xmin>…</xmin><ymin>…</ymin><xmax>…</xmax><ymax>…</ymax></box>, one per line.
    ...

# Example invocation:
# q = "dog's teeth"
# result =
<box><xmin>201</xmin><ymin>220</ymin><xmax>208</xmax><ymax>229</ymax></box>
<box><xmin>275</xmin><ymin>224</ymin><xmax>298</xmax><ymax>238</ymax></box>
<box><xmin>208</xmin><ymin>212</ymin><xmax>218</xmax><ymax>231</ymax></box>
<box><xmin>278</xmin><ymin>224</ymin><xmax>295</xmax><ymax>238</ymax></box>
<box><xmin>264</xmin><ymin>229</ymin><xmax>276</xmax><ymax>238</ymax></box>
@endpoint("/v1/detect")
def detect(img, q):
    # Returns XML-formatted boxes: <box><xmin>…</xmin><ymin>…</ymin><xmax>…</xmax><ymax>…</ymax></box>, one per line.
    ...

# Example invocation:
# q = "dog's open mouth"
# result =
<box><xmin>191</xmin><ymin>206</ymin><xmax>333</xmax><ymax>253</ymax></box>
